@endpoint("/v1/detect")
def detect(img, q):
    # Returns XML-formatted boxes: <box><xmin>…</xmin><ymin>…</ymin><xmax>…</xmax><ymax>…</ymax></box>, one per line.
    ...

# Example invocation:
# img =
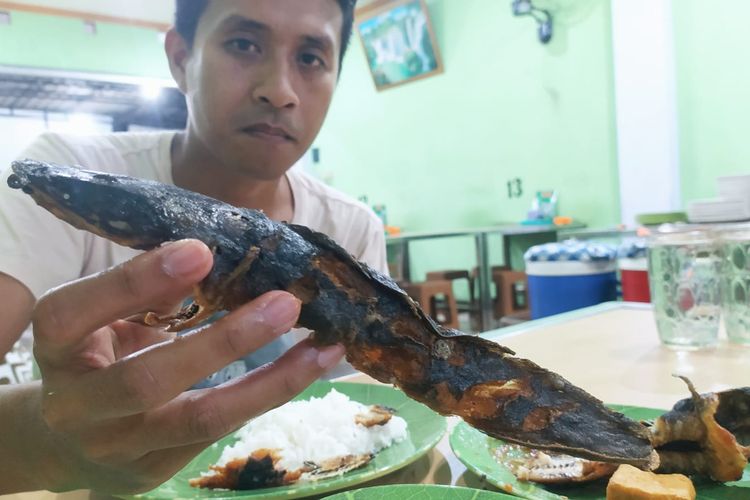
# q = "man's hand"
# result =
<box><xmin>0</xmin><ymin>240</ymin><xmax>344</xmax><ymax>494</ymax></box>
<box><xmin>0</xmin><ymin>272</ymin><xmax>35</xmax><ymax>360</ymax></box>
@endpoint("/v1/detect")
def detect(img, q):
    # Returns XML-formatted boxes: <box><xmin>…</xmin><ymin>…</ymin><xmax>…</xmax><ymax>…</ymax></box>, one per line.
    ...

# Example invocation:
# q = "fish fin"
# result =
<box><xmin>136</xmin><ymin>299</ymin><xmax>215</xmax><ymax>333</ymax></box>
<box><xmin>141</xmin><ymin>283</ymin><xmax>218</xmax><ymax>332</ymax></box>
<box><xmin>158</xmin><ymin>246</ymin><xmax>262</xmax><ymax>332</ymax></box>
<box><xmin>162</xmin><ymin>303</ymin><xmax>216</xmax><ymax>332</ymax></box>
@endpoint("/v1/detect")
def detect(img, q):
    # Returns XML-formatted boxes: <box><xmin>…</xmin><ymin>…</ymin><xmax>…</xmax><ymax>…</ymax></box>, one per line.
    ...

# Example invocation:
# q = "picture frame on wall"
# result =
<box><xmin>355</xmin><ymin>0</ymin><xmax>443</xmax><ymax>91</ymax></box>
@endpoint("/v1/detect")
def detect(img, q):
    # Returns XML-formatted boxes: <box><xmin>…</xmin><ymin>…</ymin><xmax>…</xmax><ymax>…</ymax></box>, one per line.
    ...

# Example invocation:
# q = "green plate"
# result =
<box><xmin>450</xmin><ymin>405</ymin><xmax>750</xmax><ymax>500</ymax></box>
<box><xmin>322</xmin><ymin>484</ymin><xmax>515</xmax><ymax>499</ymax></box>
<box><xmin>127</xmin><ymin>381</ymin><xmax>447</xmax><ymax>500</ymax></box>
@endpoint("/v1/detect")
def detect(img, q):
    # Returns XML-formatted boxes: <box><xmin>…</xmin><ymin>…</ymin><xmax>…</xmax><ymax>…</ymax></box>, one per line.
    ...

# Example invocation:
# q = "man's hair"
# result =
<box><xmin>175</xmin><ymin>0</ymin><xmax>357</xmax><ymax>69</ymax></box>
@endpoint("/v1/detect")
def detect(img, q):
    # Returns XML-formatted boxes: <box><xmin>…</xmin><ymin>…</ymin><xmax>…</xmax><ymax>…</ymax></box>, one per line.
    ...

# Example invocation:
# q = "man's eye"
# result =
<box><xmin>300</xmin><ymin>53</ymin><xmax>325</xmax><ymax>68</ymax></box>
<box><xmin>226</xmin><ymin>39</ymin><xmax>259</xmax><ymax>53</ymax></box>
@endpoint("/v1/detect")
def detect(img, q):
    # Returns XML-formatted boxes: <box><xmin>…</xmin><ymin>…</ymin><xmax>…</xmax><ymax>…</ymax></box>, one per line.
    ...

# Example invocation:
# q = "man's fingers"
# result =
<box><xmin>128</xmin><ymin>443</ymin><xmax>210</xmax><ymax>494</ymax></box>
<box><xmin>43</xmin><ymin>291</ymin><xmax>302</xmax><ymax>427</ymax></box>
<box><xmin>122</xmin><ymin>340</ymin><xmax>345</xmax><ymax>455</ymax></box>
<box><xmin>33</xmin><ymin>240</ymin><xmax>213</xmax><ymax>363</ymax></box>
<box><xmin>48</xmin><ymin>340</ymin><xmax>344</xmax><ymax>466</ymax></box>
<box><xmin>111</xmin><ymin>321</ymin><xmax>176</xmax><ymax>359</ymax></box>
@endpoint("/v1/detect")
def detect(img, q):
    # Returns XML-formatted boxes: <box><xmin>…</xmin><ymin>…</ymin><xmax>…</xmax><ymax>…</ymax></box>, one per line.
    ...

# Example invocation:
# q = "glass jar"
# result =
<box><xmin>647</xmin><ymin>230</ymin><xmax>721</xmax><ymax>349</ymax></box>
<box><xmin>718</xmin><ymin>229</ymin><xmax>750</xmax><ymax>345</ymax></box>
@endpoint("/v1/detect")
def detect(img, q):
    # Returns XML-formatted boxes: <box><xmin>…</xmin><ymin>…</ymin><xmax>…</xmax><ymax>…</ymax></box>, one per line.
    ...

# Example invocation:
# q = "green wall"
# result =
<box><xmin>673</xmin><ymin>0</ymin><xmax>750</xmax><ymax>204</ymax></box>
<box><xmin>316</xmin><ymin>0</ymin><xmax>620</xmax><ymax>279</ymax></box>
<box><xmin>0</xmin><ymin>10</ymin><xmax>170</xmax><ymax>79</ymax></box>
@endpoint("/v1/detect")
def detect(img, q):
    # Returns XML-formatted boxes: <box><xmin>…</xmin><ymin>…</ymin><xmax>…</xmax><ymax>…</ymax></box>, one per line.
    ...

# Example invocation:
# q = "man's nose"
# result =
<box><xmin>252</xmin><ymin>61</ymin><xmax>300</xmax><ymax>109</ymax></box>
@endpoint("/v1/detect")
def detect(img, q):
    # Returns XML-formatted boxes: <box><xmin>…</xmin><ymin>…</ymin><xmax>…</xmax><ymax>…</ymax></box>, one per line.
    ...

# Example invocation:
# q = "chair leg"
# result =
<box><xmin>432</xmin><ymin>290</ymin><xmax>459</xmax><ymax>330</ymax></box>
<box><xmin>403</xmin><ymin>281</ymin><xmax>460</xmax><ymax>330</ymax></box>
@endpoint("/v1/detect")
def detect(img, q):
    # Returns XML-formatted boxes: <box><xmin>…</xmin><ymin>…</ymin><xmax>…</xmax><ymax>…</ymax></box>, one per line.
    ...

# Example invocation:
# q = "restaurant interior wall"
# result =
<box><xmin>0</xmin><ymin>1</ymin><xmax>658</xmax><ymax>288</ymax></box>
<box><xmin>0</xmin><ymin>111</ymin><xmax>112</xmax><ymax>170</ymax></box>
<box><xmin>1</xmin><ymin>0</ymin><xmax>747</xmax><ymax>315</ymax></box>
<box><xmin>315</xmin><ymin>0</ymin><xmax>621</xmax><ymax>282</ymax></box>
<box><xmin>0</xmin><ymin>9</ymin><xmax>170</xmax><ymax>79</ymax></box>
<box><xmin>0</xmin><ymin>7</ymin><xmax>181</xmax><ymax>167</ymax></box>
<box><xmin>673</xmin><ymin>0</ymin><xmax>750</xmax><ymax>204</ymax></box>
<box><xmin>611</xmin><ymin>0</ymin><xmax>681</xmax><ymax>228</ymax></box>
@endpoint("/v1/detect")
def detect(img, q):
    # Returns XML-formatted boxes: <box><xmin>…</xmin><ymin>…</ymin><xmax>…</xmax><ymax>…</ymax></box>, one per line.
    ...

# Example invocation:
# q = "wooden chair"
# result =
<box><xmin>401</xmin><ymin>279</ymin><xmax>460</xmax><ymax>329</ymax></box>
<box><xmin>425</xmin><ymin>269</ymin><xmax>476</xmax><ymax>303</ymax></box>
<box><xmin>491</xmin><ymin>267</ymin><xmax>529</xmax><ymax>320</ymax></box>
<box><xmin>426</xmin><ymin>269</ymin><xmax>480</xmax><ymax>329</ymax></box>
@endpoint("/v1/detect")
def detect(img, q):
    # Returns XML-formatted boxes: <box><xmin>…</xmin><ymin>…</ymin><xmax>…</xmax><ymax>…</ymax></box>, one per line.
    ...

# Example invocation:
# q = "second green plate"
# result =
<box><xmin>450</xmin><ymin>405</ymin><xmax>750</xmax><ymax>500</ymax></box>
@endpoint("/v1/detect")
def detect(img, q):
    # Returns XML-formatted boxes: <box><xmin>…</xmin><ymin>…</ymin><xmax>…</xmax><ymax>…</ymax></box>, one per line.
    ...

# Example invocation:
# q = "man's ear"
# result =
<box><xmin>165</xmin><ymin>28</ymin><xmax>190</xmax><ymax>93</ymax></box>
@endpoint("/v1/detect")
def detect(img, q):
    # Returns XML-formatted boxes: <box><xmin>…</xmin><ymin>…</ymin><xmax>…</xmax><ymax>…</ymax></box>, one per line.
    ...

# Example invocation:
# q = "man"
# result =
<box><xmin>0</xmin><ymin>0</ymin><xmax>385</xmax><ymax>371</ymax></box>
<box><xmin>0</xmin><ymin>0</ymin><xmax>386</xmax><ymax>493</ymax></box>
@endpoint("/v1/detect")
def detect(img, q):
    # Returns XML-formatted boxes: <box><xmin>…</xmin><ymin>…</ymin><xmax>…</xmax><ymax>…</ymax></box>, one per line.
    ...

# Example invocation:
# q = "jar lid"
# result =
<box><xmin>712</xmin><ymin>222</ymin><xmax>750</xmax><ymax>242</ymax></box>
<box><xmin>648</xmin><ymin>230</ymin><xmax>716</xmax><ymax>247</ymax></box>
<box><xmin>618</xmin><ymin>239</ymin><xmax>647</xmax><ymax>259</ymax></box>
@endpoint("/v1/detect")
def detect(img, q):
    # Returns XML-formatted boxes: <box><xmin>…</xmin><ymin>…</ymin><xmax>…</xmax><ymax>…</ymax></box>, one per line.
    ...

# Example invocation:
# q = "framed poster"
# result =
<box><xmin>356</xmin><ymin>0</ymin><xmax>443</xmax><ymax>91</ymax></box>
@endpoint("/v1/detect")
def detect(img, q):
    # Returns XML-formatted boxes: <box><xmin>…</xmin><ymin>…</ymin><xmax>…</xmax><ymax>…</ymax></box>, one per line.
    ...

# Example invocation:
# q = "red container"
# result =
<box><xmin>620</xmin><ymin>258</ymin><xmax>651</xmax><ymax>303</ymax></box>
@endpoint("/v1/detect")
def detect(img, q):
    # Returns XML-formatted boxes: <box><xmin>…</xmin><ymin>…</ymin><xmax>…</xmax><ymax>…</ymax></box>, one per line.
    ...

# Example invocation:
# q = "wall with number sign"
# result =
<box><xmin>315</xmin><ymin>0</ymin><xmax>620</xmax><ymax>281</ymax></box>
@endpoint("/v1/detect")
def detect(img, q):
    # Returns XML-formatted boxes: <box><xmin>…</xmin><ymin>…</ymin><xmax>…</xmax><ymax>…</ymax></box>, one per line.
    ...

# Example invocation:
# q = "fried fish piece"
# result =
<box><xmin>496</xmin><ymin>380</ymin><xmax>750</xmax><ymax>486</ymax></box>
<box><xmin>189</xmin><ymin>448</ymin><xmax>372</xmax><ymax>490</ymax></box>
<box><xmin>355</xmin><ymin>405</ymin><xmax>394</xmax><ymax>427</ymax></box>
<box><xmin>662</xmin><ymin>386</ymin><xmax>750</xmax><ymax>446</ymax></box>
<box><xmin>7</xmin><ymin>160</ymin><xmax>656</xmax><ymax>468</ymax></box>
<box><xmin>494</xmin><ymin>443</ymin><xmax>618</xmax><ymax>484</ymax></box>
<box><xmin>650</xmin><ymin>377</ymin><xmax>750</xmax><ymax>482</ymax></box>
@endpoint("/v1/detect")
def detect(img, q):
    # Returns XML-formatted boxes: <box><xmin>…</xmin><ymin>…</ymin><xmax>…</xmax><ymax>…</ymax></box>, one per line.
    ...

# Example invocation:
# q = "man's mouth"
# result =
<box><xmin>242</xmin><ymin>123</ymin><xmax>296</xmax><ymax>143</ymax></box>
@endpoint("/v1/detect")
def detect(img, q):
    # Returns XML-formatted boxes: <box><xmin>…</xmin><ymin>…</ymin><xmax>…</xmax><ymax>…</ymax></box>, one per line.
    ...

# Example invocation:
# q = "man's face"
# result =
<box><xmin>177</xmin><ymin>0</ymin><xmax>342</xmax><ymax>180</ymax></box>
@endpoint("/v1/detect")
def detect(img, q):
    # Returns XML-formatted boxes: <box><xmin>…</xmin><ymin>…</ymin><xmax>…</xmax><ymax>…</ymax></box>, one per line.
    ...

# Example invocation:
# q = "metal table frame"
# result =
<box><xmin>386</xmin><ymin>223</ymin><xmax>586</xmax><ymax>332</ymax></box>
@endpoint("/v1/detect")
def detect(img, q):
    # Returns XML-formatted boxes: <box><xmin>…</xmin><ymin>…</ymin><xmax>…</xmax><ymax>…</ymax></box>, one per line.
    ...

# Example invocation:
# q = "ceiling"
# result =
<box><xmin>6</xmin><ymin>0</ymin><xmax>174</xmax><ymax>23</ymax></box>
<box><xmin>4</xmin><ymin>0</ymin><xmax>380</xmax><ymax>24</ymax></box>
<box><xmin>0</xmin><ymin>1</ymin><xmax>184</xmax><ymax>129</ymax></box>
<box><xmin>0</xmin><ymin>69</ymin><xmax>187</xmax><ymax>129</ymax></box>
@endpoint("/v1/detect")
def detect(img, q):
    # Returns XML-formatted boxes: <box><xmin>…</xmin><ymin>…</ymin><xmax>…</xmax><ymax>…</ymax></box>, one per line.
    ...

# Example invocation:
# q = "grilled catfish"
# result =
<box><xmin>6</xmin><ymin>160</ymin><xmax>657</xmax><ymax>468</ymax></box>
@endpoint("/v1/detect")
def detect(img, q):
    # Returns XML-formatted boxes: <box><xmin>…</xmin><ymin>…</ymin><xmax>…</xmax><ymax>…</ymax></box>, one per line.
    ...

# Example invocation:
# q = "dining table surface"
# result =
<box><xmin>4</xmin><ymin>301</ymin><xmax>749</xmax><ymax>500</ymax></box>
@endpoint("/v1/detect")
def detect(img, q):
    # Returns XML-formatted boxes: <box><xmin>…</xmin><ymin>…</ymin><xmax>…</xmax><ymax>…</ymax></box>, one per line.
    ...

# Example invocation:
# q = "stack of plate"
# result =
<box><xmin>687</xmin><ymin>174</ymin><xmax>750</xmax><ymax>223</ymax></box>
<box><xmin>688</xmin><ymin>198</ymin><xmax>750</xmax><ymax>223</ymax></box>
<box><xmin>719</xmin><ymin>174</ymin><xmax>750</xmax><ymax>200</ymax></box>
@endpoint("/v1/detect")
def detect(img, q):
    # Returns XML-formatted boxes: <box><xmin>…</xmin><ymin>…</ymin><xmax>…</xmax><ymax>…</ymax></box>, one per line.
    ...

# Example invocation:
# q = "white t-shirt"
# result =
<box><xmin>0</xmin><ymin>131</ymin><xmax>387</xmax><ymax>383</ymax></box>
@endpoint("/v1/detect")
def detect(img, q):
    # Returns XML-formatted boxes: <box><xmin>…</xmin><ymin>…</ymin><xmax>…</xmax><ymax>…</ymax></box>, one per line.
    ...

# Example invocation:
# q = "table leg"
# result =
<box><xmin>475</xmin><ymin>232</ymin><xmax>493</xmax><ymax>332</ymax></box>
<box><xmin>502</xmin><ymin>233</ymin><xmax>512</xmax><ymax>269</ymax></box>
<box><xmin>401</xmin><ymin>240</ymin><xmax>411</xmax><ymax>282</ymax></box>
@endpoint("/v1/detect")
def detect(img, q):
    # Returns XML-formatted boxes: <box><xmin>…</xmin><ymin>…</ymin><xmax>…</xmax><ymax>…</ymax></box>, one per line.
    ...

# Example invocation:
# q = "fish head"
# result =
<box><xmin>8</xmin><ymin>160</ymin><xmax>175</xmax><ymax>250</ymax></box>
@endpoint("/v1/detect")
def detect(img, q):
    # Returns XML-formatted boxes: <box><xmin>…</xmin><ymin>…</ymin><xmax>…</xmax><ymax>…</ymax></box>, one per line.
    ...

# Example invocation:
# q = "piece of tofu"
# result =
<box><xmin>606</xmin><ymin>464</ymin><xmax>696</xmax><ymax>500</ymax></box>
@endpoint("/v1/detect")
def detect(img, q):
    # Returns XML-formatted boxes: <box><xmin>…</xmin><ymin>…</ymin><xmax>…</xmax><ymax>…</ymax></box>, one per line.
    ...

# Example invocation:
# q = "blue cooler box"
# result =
<box><xmin>524</xmin><ymin>241</ymin><xmax>618</xmax><ymax>319</ymax></box>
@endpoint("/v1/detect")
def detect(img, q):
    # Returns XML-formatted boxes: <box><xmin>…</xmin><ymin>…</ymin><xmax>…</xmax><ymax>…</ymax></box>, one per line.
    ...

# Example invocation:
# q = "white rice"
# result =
<box><xmin>216</xmin><ymin>389</ymin><xmax>408</xmax><ymax>472</ymax></box>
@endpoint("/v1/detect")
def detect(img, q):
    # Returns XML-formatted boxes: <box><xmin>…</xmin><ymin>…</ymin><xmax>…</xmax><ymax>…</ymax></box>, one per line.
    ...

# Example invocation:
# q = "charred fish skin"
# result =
<box><xmin>287</xmin><ymin>235</ymin><xmax>654</xmax><ymax>465</ymax></box>
<box><xmin>7</xmin><ymin>160</ymin><xmax>655</xmax><ymax>468</ymax></box>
